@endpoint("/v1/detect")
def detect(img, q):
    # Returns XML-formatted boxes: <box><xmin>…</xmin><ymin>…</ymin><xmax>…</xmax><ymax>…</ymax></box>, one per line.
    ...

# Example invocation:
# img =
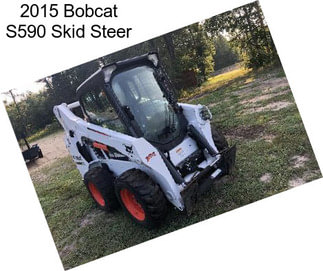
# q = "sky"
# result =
<box><xmin>1</xmin><ymin>81</ymin><xmax>46</xmax><ymax>104</ymax></box>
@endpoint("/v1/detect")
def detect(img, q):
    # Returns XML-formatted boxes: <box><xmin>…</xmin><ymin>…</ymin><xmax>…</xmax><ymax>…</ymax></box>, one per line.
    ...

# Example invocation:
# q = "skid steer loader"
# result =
<box><xmin>53</xmin><ymin>52</ymin><xmax>236</xmax><ymax>228</ymax></box>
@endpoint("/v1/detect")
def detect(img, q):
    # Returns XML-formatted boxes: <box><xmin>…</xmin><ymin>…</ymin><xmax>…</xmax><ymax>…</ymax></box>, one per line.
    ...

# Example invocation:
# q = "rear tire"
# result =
<box><xmin>115</xmin><ymin>169</ymin><xmax>167</xmax><ymax>228</ymax></box>
<box><xmin>84</xmin><ymin>167</ymin><xmax>119</xmax><ymax>212</ymax></box>
<box><xmin>211</xmin><ymin>126</ymin><xmax>228</xmax><ymax>152</ymax></box>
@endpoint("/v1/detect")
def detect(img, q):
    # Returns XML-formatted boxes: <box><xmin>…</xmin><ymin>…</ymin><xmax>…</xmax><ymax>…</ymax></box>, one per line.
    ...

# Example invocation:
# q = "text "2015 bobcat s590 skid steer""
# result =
<box><xmin>53</xmin><ymin>52</ymin><xmax>236</xmax><ymax>228</ymax></box>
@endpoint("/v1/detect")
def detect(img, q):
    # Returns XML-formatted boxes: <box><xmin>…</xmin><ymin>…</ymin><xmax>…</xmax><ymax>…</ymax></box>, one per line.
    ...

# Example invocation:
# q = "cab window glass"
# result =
<box><xmin>81</xmin><ymin>88</ymin><xmax>127</xmax><ymax>133</ymax></box>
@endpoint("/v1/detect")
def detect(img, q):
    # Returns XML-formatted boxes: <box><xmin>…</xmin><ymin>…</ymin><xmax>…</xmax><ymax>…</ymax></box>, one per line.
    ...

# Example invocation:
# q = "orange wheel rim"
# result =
<box><xmin>88</xmin><ymin>182</ymin><xmax>105</xmax><ymax>207</ymax></box>
<box><xmin>120</xmin><ymin>189</ymin><xmax>145</xmax><ymax>221</ymax></box>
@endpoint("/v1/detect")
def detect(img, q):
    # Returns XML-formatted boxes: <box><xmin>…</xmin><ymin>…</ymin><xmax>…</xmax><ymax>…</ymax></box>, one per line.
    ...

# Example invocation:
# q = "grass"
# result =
<box><xmin>180</xmin><ymin>66</ymin><xmax>251</xmax><ymax>100</ymax></box>
<box><xmin>31</xmin><ymin>65</ymin><xmax>321</xmax><ymax>270</ymax></box>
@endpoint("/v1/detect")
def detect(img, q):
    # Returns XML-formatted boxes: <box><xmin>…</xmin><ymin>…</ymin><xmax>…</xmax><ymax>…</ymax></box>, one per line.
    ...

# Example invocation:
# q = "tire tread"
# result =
<box><xmin>115</xmin><ymin>169</ymin><xmax>167</xmax><ymax>228</ymax></box>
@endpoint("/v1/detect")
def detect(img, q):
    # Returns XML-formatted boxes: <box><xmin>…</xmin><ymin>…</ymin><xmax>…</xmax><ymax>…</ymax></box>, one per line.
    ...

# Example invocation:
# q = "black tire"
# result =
<box><xmin>211</xmin><ymin>126</ymin><xmax>229</xmax><ymax>152</ymax></box>
<box><xmin>84</xmin><ymin>167</ymin><xmax>119</xmax><ymax>212</ymax></box>
<box><xmin>115</xmin><ymin>169</ymin><xmax>167</xmax><ymax>228</ymax></box>
<box><xmin>38</xmin><ymin>149</ymin><xmax>43</xmax><ymax>158</ymax></box>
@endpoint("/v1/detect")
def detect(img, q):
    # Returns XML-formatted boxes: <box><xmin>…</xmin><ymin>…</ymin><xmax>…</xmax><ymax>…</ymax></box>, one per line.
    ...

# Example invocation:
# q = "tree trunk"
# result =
<box><xmin>163</xmin><ymin>33</ymin><xmax>176</xmax><ymax>64</ymax></box>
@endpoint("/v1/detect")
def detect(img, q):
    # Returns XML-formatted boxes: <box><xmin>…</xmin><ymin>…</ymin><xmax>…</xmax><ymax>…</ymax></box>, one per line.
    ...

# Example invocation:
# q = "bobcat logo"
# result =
<box><xmin>123</xmin><ymin>144</ymin><xmax>133</xmax><ymax>154</ymax></box>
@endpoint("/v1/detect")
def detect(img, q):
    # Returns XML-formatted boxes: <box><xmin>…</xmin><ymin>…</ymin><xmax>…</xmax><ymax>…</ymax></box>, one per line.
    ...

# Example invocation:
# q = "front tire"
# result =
<box><xmin>115</xmin><ymin>169</ymin><xmax>167</xmax><ymax>228</ymax></box>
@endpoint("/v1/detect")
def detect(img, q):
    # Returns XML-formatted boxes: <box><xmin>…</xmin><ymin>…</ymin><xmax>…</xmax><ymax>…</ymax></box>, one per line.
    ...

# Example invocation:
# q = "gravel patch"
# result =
<box><xmin>80</xmin><ymin>210</ymin><xmax>103</xmax><ymax>228</ymax></box>
<box><xmin>290</xmin><ymin>155</ymin><xmax>310</xmax><ymax>168</ymax></box>
<box><xmin>235</xmin><ymin>77</ymin><xmax>289</xmax><ymax>97</ymax></box>
<box><xmin>260</xmin><ymin>173</ymin><xmax>272</xmax><ymax>183</ymax></box>
<box><xmin>242</xmin><ymin>101</ymin><xmax>293</xmax><ymax>115</ymax></box>
<box><xmin>289</xmin><ymin>170</ymin><xmax>321</xmax><ymax>188</ymax></box>
<box><xmin>27</xmin><ymin>131</ymin><xmax>68</xmax><ymax>173</ymax></box>
<box><xmin>240</xmin><ymin>91</ymin><xmax>289</xmax><ymax>105</ymax></box>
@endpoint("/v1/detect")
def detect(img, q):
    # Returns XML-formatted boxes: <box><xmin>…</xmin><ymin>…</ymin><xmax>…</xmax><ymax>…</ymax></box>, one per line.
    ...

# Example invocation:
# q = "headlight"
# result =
<box><xmin>199</xmin><ymin>105</ymin><xmax>212</xmax><ymax>120</ymax></box>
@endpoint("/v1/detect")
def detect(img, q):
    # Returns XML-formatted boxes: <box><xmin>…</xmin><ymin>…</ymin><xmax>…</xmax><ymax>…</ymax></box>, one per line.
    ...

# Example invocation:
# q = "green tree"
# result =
<box><xmin>205</xmin><ymin>1</ymin><xmax>279</xmax><ymax>69</ymax></box>
<box><xmin>6</xmin><ymin>59</ymin><xmax>102</xmax><ymax>140</ymax></box>
<box><xmin>213</xmin><ymin>35</ymin><xmax>239</xmax><ymax>70</ymax></box>
<box><xmin>172</xmin><ymin>23</ymin><xmax>215</xmax><ymax>85</ymax></box>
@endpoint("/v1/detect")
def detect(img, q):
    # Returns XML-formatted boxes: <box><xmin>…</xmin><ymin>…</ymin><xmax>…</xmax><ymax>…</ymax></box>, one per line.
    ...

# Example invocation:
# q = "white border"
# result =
<box><xmin>0</xmin><ymin>1</ymin><xmax>322</xmax><ymax>270</ymax></box>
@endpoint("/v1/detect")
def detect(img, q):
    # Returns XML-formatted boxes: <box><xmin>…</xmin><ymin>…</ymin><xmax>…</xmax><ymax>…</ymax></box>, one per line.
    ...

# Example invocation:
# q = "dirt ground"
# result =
<box><xmin>27</xmin><ymin>131</ymin><xmax>68</xmax><ymax>173</ymax></box>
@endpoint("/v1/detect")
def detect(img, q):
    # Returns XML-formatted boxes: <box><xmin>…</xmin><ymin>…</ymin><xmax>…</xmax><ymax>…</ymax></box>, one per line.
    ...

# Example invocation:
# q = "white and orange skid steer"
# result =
<box><xmin>54</xmin><ymin>52</ymin><xmax>236</xmax><ymax>228</ymax></box>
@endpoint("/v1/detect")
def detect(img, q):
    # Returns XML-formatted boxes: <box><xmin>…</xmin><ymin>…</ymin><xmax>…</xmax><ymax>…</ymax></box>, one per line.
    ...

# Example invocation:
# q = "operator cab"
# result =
<box><xmin>77</xmin><ymin>52</ymin><xmax>188</xmax><ymax>151</ymax></box>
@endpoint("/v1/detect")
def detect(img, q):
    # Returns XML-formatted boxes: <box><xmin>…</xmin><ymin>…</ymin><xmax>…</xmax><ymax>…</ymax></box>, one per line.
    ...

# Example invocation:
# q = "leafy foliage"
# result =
<box><xmin>213</xmin><ymin>35</ymin><xmax>240</xmax><ymax>70</ymax></box>
<box><xmin>6</xmin><ymin>59</ymin><xmax>100</xmax><ymax>140</ymax></box>
<box><xmin>205</xmin><ymin>1</ymin><xmax>280</xmax><ymax>69</ymax></box>
<box><xmin>176</xmin><ymin>23</ymin><xmax>216</xmax><ymax>84</ymax></box>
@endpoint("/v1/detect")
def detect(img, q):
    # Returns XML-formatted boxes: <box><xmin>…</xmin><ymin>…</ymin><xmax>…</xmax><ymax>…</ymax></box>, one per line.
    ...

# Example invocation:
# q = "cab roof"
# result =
<box><xmin>76</xmin><ymin>52</ymin><xmax>158</xmax><ymax>97</ymax></box>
